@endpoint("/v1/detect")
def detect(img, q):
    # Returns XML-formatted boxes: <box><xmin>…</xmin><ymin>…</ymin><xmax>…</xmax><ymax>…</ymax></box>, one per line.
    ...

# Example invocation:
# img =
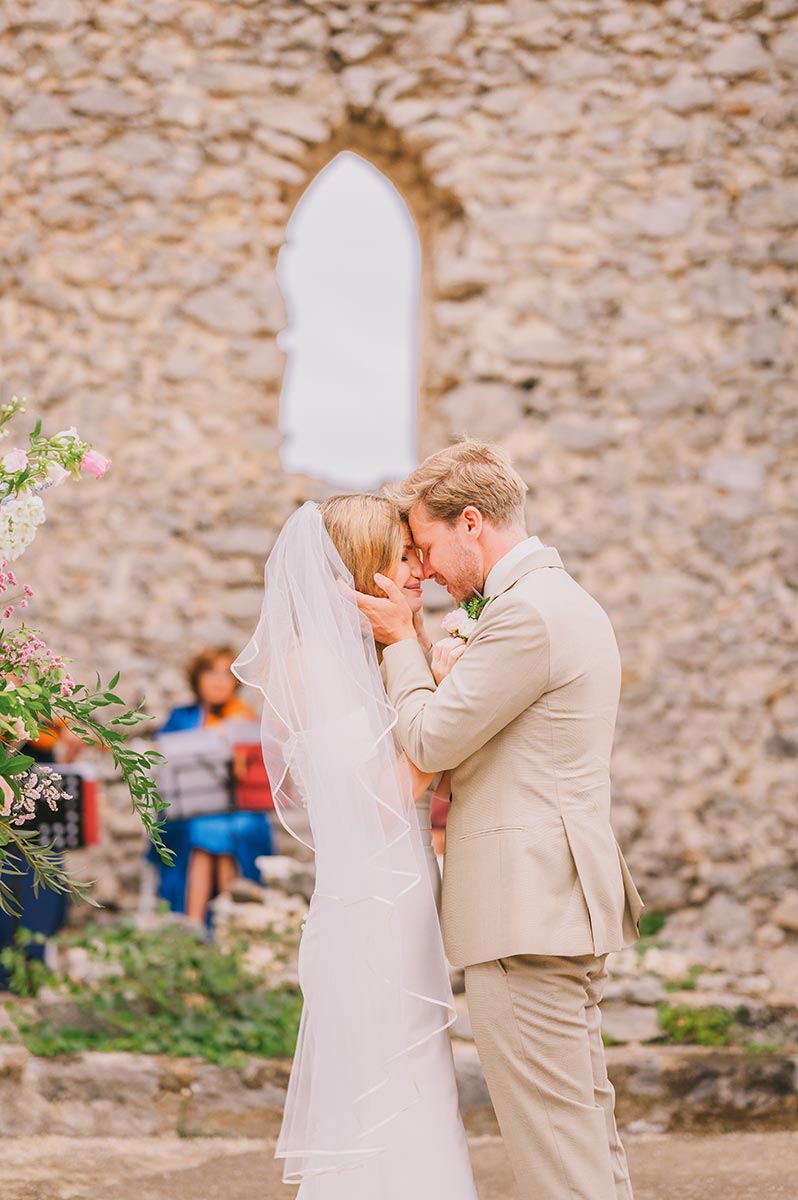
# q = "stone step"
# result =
<box><xmin>0</xmin><ymin>1040</ymin><xmax>795</xmax><ymax>1139</ymax></box>
<box><xmin>453</xmin><ymin>1039</ymin><xmax>798</xmax><ymax>1136</ymax></box>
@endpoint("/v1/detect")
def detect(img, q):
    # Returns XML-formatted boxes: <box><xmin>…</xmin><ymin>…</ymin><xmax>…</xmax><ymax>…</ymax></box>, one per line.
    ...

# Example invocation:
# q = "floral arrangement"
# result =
<box><xmin>441</xmin><ymin>595</ymin><xmax>491</xmax><ymax>642</ymax></box>
<box><xmin>0</xmin><ymin>397</ymin><xmax>167</xmax><ymax>916</ymax></box>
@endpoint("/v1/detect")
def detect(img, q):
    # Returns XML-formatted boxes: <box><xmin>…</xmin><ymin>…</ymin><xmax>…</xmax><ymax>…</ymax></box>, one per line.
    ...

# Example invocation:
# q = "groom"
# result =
<box><xmin>357</xmin><ymin>440</ymin><xmax>643</xmax><ymax>1200</ymax></box>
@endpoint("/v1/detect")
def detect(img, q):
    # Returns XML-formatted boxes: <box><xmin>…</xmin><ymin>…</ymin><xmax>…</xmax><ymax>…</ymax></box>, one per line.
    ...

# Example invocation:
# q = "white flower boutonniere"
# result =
<box><xmin>441</xmin><ymin>595</ymin><xmax>491</xmax><ymax>642</ymax></box>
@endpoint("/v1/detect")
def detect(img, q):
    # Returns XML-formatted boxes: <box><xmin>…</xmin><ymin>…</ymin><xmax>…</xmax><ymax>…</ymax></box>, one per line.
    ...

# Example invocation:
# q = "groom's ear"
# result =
<box><xmin>462</xmin><ymin>506</ymin><xmax>484</xmax><ymax>537</ymax></box>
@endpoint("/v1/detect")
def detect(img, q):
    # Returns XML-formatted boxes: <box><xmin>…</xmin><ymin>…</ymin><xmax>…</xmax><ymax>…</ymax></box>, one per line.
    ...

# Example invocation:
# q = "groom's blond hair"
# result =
<box><xmin>385</xmin><ymin>440</ymin><xmax>528</xmax><ymax>527</ymax></box>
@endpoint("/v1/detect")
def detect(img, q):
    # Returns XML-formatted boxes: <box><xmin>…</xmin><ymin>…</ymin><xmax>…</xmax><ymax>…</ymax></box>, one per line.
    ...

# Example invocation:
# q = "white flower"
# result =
<box><xmin>441</xmin><ymin>608</ymin><xmax>480</xmax><ymax>641</ymax></box>
<box><xmin>45</xmin><ymin>462</ymin><xmax>70</xmax><ymax>487</ymax></box>
<box><xmin>0</xmin><ymin>493</ymin><xmax>46</xmax><ymax>561</ymax></box>
<box><xmin>55</xmin><ymin>426</ymin><xmax>79</xmax><ymax>442</ymax></box>
<box><xmin>3</xmin><ymin>765</ymin><xmax>68</xmax><ymax>825</ymax></box>
<box><xmin>2</xmin><ymin>448</ymin><xmax>28</xmax><ymax>473</ymax></box>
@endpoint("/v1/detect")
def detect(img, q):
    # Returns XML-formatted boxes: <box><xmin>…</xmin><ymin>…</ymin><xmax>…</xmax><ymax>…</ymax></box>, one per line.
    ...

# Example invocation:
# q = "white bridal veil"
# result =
<box><xmin>232</xmin><ymin>502</ymin><xmax>458</xmax><ymax>1194</ymax></box>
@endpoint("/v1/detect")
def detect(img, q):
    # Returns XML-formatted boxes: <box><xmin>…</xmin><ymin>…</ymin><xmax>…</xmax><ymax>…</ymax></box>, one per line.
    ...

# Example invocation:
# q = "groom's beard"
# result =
<box><xmin>439</xmin><ymin>547</ymin><xmax>483</xmax><ymax>603</ymax></box>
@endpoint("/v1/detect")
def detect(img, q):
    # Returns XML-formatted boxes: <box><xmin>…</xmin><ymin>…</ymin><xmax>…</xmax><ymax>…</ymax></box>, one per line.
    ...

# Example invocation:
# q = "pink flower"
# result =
<box><xmin>80</xmin><ymin>449</ymin><xmax>111</xmax><ymax>479</ymax></box>
<box><xmin>2</xmin><ymin>448</ymin><xmax>28</xmax><ymax>473</ymax></box>
<box><xmin>441</xmin><ymin>609</ymin><xmax>479</xmax><ymax>640</ymax></box>
<box><xmin>441</xmin><ymin>610</ymin><xmax>463</xmax><ymax>635</ymax></box>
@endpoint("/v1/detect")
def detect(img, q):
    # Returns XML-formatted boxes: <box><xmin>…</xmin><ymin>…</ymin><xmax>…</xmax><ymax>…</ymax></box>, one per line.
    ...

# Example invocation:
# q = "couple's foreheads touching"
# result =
<box><xmin>321</xmin><ymin>439</ymin><xmax>531</xmax><ymax>607</ymax></box>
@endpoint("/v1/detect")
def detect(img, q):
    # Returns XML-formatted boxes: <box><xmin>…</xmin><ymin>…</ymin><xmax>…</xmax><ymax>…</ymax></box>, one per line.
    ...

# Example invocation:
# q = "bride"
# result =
<box><xmin>233</xmin><ymin>497</ymin><xmax>478</xmax><ymax>1200</ymax></box>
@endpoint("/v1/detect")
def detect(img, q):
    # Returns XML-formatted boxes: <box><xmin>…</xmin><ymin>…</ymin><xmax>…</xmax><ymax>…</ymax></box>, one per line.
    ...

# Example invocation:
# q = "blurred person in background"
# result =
<box><xmin>151</xmin><ymin>646</ymin><xmax>273</xmax><ymax>924</ymax></box>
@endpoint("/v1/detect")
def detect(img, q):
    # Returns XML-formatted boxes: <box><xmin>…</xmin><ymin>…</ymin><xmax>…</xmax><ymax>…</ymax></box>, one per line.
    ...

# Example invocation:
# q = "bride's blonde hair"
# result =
<box><xmin>318</xmin><ymin>494</ymin><xmax>405</xmax><ymax>599</ymax></box>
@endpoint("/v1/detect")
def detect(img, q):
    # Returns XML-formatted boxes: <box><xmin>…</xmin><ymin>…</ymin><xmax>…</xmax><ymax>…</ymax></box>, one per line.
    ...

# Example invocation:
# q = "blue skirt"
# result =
<box><xmin>188</xmin><ymin>811</ymin><xmax>273</xmax><ymax>879</ymax></box>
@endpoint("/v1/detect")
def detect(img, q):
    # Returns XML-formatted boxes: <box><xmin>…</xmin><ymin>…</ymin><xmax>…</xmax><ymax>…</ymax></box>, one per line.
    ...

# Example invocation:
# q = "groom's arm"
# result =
<box><xmin>382</xmin><ymin>598</ymin><xmax>549</xmax><ymax>773</ymax></box>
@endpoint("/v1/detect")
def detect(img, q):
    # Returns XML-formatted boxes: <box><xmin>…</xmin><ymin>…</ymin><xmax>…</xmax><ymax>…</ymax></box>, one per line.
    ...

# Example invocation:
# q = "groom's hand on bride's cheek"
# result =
<box><xmin>355</xmin><ymin>574</ymin><xmax>416</xmax><ymax>646</ymax></box>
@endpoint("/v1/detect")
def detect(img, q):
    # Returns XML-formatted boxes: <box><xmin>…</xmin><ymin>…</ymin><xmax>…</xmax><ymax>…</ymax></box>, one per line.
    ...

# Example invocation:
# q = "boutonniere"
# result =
<box><xmin>441</xmin><ymin>595</ymin><xmax>491</xmax><ymax>642</ymax></box>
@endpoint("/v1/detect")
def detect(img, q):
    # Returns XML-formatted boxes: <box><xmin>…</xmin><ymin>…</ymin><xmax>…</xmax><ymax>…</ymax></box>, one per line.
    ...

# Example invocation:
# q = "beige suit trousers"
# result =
<box><xmin>464</xmin><ymin>954</ymin><xmax>634</xmax><ymax>1200</ymax></box>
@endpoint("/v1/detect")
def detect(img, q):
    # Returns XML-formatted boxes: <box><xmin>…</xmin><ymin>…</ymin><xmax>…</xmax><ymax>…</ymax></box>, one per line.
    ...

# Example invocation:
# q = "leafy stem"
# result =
<box><xmin>52</xmin><ymin>673</ymin><xmax>170</xmax><ymax>858</ymax></box>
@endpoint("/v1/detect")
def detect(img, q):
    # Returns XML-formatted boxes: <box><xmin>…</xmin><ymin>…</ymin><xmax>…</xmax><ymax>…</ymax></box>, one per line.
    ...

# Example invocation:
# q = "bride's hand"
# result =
<box><xmin>402</xmin><ymin>755</ymin><xmax>435</xmax><ymax>803</ymax></box>
<box><xmin>431</xmin><ymin>637</ymin><xmax>467</xmax><ymax>686</ymax></box>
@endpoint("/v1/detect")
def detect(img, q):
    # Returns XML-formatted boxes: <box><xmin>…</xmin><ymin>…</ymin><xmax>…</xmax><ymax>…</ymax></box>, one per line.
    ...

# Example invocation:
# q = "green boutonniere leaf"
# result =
<box><xmin>460</xmin><ymin>596</ymin><xmax>490</xmax><ymax>620</ymax></box>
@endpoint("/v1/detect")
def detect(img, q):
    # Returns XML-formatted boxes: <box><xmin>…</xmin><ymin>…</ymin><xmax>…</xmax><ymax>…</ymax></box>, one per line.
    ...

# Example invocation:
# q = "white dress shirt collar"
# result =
<box><xmin>482</xmin><ymin>535</ymin><xmax>544</xmax><ymax>599</ymax></box>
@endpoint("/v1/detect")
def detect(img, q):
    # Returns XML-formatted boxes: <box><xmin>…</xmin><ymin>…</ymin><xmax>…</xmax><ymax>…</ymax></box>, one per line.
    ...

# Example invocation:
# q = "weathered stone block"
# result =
<box><xmin>702</xmin><ymin>455</ymin><xmax>766</xmax><ymax>493</ymax></box>
<box><xmin>183</xmin><ymin>287</ymin><xmax>266</xmax><ymax>336</ymax></box>
<box><xmin>771</xmin><ymin>890</ymin><xmax>798</xmax><ymax>933</ymax></box>
<box><xmin>70</xmin><ymin>86</ymin><xmax>142</xmax><ymax>118</ymax></box>
<box><xmin>11</xmin><ymin>94</ymin><xmax>74</xmax><ymax>133</ymax></box>
<box><xmin>623</xmin><ymin>196</ymin><xmax>696</xmax><ymax>238</ymax></box>
<box><xmin>602</xmin><ymin>1004</ymin><xmax>663</xmax><ymax>1045</ymax></box>
<box><xmin>706</xmin><ymin>33</ymin><xmax>771</xmax><ymax>76</ymax></box>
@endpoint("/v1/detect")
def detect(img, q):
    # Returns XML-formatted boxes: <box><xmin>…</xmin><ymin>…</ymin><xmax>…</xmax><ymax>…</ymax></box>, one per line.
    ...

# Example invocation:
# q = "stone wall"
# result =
<box><xmin>1</xmin><ymin>1039</ymin><xmax>797</xmax><ymax>1137</ymax></box>
<box><xmin>0</xmin><ymin>2</ymin><xmax>796</xmax><ymax>980</ymax></box>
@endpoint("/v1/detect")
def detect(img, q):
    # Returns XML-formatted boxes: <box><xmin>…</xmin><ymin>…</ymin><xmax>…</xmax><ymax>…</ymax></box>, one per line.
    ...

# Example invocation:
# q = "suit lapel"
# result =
<box><xmin>485</xmin><ymin>546</ymin><xmax>564</xmax><ymax>604</ymax></box>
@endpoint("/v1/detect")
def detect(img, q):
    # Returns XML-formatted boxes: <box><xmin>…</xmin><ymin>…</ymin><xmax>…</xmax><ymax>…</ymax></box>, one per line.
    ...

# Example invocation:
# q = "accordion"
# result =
<box><xmin>26</xmin><ymin>761</ymin><xmax>100</xmax><ymax>851</ymax></box>
<box><xmin>154</xmin><ymin>722</ymin><xmax>273</xmax><ymax>820</ymax></box>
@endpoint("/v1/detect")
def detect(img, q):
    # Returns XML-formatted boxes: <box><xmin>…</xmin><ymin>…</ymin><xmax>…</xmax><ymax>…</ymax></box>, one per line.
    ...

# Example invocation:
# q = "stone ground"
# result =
<box><xmin>3</xmin><ymin>1133</ymin><xmax>797</xmax><ymax>1200</ymax></box>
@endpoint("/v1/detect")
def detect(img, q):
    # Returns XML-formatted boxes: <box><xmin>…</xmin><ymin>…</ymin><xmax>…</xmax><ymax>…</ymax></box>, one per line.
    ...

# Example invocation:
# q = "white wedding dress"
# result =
<box><xmin>233</xmin><ymin>503</ymin><xmax>477</xmax><ymax>1200</ymax></box>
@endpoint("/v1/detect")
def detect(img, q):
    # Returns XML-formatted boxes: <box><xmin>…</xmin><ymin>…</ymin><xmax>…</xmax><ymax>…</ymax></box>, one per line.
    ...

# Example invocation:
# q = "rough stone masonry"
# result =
<box><xmin>0</xmin><ymin>1</ymin><xmax>795</xmax><ymax>986</ymax></box>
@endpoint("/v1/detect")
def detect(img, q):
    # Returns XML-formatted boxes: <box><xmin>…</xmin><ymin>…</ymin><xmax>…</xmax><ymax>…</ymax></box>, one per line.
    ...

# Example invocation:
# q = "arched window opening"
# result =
<box><xmin>278</xmin><ymin>151</ymin><xmax>419</xmax><ymax>489</ymax></box>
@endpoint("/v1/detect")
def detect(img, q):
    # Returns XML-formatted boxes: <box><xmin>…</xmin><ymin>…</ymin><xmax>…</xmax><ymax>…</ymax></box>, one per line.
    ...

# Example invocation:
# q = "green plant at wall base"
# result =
<box><xmin>663</xmin><ymin>965</ymin><xmax>706</xmax><ymax>992</ymax></box>
<box><xmin>0</xmin><ymin>927</ymin><xmax>51</xmax><ymax>997</ymax></box>
<box><xmin>638</xmin><ymin>910</ymin><xmax>668</xmax><ymax>939</ymax></box>
<box><xmin>4</xmin><ymin>921</ymin><xmax>303</xmax><ymax>1065</ymax></box>
<box><xmin>744</xmin><ymin>1040</ymin><xmax>782</xmax><ymax>1055</ymax></box>
<box><xmin>657</xmin><ymin>1002</ymin><xmax>738</xmax><ymax>1047</ymax></box>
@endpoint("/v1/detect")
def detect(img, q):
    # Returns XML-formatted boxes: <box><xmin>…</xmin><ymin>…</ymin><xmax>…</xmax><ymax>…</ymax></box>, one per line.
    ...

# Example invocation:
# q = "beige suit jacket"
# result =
<box><xmin>382</xmin><ymin>545</ymin><xmax>644</xmax><ymax>969</ymax></box>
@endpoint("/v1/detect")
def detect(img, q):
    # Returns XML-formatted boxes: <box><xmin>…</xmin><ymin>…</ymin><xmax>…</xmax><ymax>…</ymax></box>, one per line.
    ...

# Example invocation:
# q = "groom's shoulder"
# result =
<box><xmin>489</xmin><ymin>558</ymin><xmax>598</xmax><ymax>623</ymax></box>
<box><xmin>481</xmin><ymin>575</ymin><xmax>552</xmax><ymax>631</ymax></box>
<box><xmin>488</xmin><ymin>554</ymin><xmax>571</xmax><ymax>606</ymax></box>
<box><xmin>508</xmin><ymin>557</ymin><xmax>618</xmax><ymax>643</ymax></box>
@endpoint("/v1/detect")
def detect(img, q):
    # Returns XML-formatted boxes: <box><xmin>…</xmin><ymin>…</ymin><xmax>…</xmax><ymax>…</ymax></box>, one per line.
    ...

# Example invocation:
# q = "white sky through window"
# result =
<box><xmin>277</xmin><ymin>152</ymin><xmax>419</xmax><ymax>488</ymax></box>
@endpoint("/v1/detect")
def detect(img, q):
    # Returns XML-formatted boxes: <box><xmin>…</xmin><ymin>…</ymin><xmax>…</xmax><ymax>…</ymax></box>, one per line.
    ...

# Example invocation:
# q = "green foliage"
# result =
<box><xmin>460</xmin><ymin>595</ymin><xmax>490</xmax><ymax>620</ymax></box>
<box><xmin>0</xmin><ymin>926</ymin><xmax>53</xmax><ymax>997</ymax></box>
<box><xmin>657</xmin><ymin>1002</ymin><xmax>740</xmax><ymax>1047</ymax></box>
<box><xmin>744</xmin><ymin>1040</ymin><xmax>782</xmax><ymax>1055</ymax></box>
<box><xmin>4</xmin><ymin>920</ymin><xmax>302</xmax><ymax>1066</ymax></box>
<box><xmin>0</xmin><ymin>399</ymin><xmax>169</xmax><ymax>914</ymax></box>
<box><xmin>663</xmin><ymin>965</ymin><xmax>706</xmax><ymax>992</ymax></box>
<box><xmin>0</xmin><ymin>397</ymin><xmax>90</xmax><ymax>487</ymax></box>
<box><xmin>0</xmin><ymin>664</ymin><xmax>171</xmax><ymax>916</ymax></box>
<box><xmin>0</xmin><ymin>828</ymin><xmax>99</xmax><ymax>918</ymax></box>
<box><xmin>638</xmin><ymin>910</ymin><xmax>668</xmax><ymax>939</ymax></box>
<box><xmin>53</xmin><ymin>672</ymin><xmax>169</xmax><ymax>855</ymax></box>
